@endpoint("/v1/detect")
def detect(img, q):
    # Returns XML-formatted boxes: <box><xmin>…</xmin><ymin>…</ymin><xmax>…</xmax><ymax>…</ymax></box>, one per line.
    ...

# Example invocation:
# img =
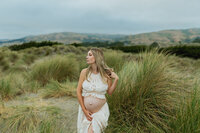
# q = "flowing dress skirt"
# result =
<box><xmin>77</xmin><ymin>102</ymin><xmax>110</xmax><ymax>133</ymax></box>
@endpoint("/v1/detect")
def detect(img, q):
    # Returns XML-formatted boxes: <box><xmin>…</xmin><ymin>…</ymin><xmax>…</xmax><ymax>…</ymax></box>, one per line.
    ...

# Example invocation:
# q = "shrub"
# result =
<box><xmin>0</xmin><ymin>74</ymin><xmax>24</xmax><ymax>100</ymax></box>
<box><xmin>29</xmin><ymin>54</ymin><xmax>79</xmax><ymax>85</ymax></box>
<box><xmin>22</xmin><ymin>54</ymin><xmax>37</xmax><ymax>65</ymax></box>
<box><xmin>106</xmin><ymin>48</ymin><xmax>189</xmax><ymax>132</ymax></box>
<box><xmin>8</xmin><ymin>41</ymin><xmax>63</xmax><ymax>51</ymax></box>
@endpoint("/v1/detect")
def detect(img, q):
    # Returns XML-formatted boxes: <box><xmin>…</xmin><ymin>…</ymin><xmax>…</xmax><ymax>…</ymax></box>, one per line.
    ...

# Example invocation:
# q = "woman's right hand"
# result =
<box><xmin>83</xmin><ymin>109</ymin><xmax>93</xmax><ymax>121</ymax></box>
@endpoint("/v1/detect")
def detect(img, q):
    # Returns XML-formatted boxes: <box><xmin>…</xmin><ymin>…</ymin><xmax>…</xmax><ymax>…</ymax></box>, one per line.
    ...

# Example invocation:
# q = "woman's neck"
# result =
<box><xmin>91</xmin><ymin>63</ymin><xmax>98</xmax><ymax>73</ymax></box>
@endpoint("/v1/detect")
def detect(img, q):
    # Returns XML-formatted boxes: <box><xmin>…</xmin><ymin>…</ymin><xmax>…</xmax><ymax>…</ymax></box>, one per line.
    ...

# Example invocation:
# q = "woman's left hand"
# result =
<box><xmin>110</xmin><ymin>71</ymin><xmax>119</xmax><ymax>80</ymax></box>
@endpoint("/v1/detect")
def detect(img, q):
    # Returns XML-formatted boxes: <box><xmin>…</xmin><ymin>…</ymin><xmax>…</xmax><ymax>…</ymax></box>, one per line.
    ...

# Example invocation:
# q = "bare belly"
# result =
<box><xmin>84</xmin><ymin>96</ymin><xmax>106</xmax><ymax>113</ymax></box>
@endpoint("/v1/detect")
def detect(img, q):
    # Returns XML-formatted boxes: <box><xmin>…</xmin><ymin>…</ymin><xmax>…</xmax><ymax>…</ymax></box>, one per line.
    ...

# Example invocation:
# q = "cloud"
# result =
<box><xmin>0</xmin><ymin>0</ymin><xmax>199</xmax><ymax>39</ymax></box>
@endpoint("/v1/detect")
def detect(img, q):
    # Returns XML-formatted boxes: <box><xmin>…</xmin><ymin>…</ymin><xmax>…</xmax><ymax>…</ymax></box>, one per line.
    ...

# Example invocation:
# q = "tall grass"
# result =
<box><xmin>0</xmin><ymin>74</ymin><xmax>25</xmax><ymax>100</ymax></box>
<box><xmin>22</xmin><ymin>53</ymin><xmax>37</xmax><ymax>65</ymax></box>
<box><xmin>0</xmin><ymin>77</ymin><xmax>13</xmax><ymax>100</ymax></box>
<box><xmin>41</xmin><ymin>79</ymin><xmax>77</xmax><ymax>98</ymax></box>
<box><xmin>26</xmin><ymin>80</ymin><xmax>41</xmax><ymax>93</ymax></box>
<box><xmin>29</xmin><ymin>54</ymin><xmax>79</xmax><ymax>86</ymax></box>
<box><xmin>8</xmin><ymin>51</ymin><xmax>19</xmax><ymax>63</ymax></box>
<box><xmin>75</xmin><ymin>53</ymin><xmax>88</xmax><ymax>71</ymax></box>
<box><xmin>0</xmin><ymin>50</ymin><xmax>27</xmax><ymax>72</ymax></box>
<box><xmin>106</xmin><ymin>48</ymin><xmax>191</xmax><ymax>132</ymax></box>
<box><xmin>0</xmin><ymin>105</ymin><xmax>68</xmax><ymax>133</ymax></box>
<box><xmin>62</xmin><ymin>45</ymin><xmax>82</xmax><ymax>54</ymax></box>
<box><xmin>104</xmin><ymin>50</ymin><xmax>125</xmax><ymax>72</ymax></box>
<box><xmin>0</xmin><ymin>58</ymin><xmax>10</xmax><ymax>71</ymax></box>
<box><xmin>169</xmin><ymin>82</ymin><xmax>200</xmax><ymax>132</ymax></box>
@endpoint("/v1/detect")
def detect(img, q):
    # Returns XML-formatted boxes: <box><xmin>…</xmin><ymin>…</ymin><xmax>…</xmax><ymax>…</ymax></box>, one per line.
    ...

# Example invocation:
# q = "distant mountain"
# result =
<box><xmin>122</xmin><ymin>28</ymin><xmax>200</xmax><ymax>45</ymax></box>
<box><xmin>0</xmin><ymin>38</ymin><xmax>26</xmax><ymax>44</ymax></box>
<box><xmin>0</xmin><ymin>32</ymin><xmax>125</xmax><ymax>46</ymax></box>
<box><xmin>0</xmin><ymin>28</ymin><xmax>200</xmax><ymax>46</ymax></box>
<box><xmin>0</xmin><ymin>39</ymin><xmax>10</xmax><ymax>41</ymax></box>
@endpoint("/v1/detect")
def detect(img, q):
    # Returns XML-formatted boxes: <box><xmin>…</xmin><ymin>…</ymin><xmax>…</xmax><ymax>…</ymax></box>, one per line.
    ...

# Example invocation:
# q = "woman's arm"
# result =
<box><xmin>107</xmin><ymin>72</ymin><xmax>119</xmax><ymax>95</ymax></box>
<box><xmin>76</xmin><ymin>69</ymin><xmax>87</xmax><ymax>112</ymax></box>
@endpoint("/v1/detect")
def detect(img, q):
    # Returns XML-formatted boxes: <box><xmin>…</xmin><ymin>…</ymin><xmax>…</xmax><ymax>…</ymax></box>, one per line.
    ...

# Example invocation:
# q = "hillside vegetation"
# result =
<box><xmin>0</xmin><ymin>45</ymin><xmax>200</xmax><ymax>132</ymax></box>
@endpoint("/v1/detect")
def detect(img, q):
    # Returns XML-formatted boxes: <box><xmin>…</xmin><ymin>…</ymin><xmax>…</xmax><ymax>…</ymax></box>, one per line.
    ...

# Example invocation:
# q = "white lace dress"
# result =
<box><xmin>77</xmin><ymin>72</ymin><xmax>110</xmax><ymax>133</ymax></box>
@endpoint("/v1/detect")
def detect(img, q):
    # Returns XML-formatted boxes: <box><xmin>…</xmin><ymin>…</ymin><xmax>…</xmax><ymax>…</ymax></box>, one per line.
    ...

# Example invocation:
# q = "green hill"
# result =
<box><xmin>123</xmin><ymin>28</ymin><xmax>200</xmax><ymax>45</ymax></box>
<box><xmin>0</xmin><ymin>32</ymin><xmax>125</xmax><ymax>46</ymax></box>
<box><xmin>0</xmin><ymin>28</ymin><xmax>200</xmax><ymax>46</ymax></box>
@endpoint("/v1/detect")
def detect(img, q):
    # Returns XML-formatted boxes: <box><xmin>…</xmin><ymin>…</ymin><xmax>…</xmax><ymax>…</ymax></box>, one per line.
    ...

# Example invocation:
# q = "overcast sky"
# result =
<box><xmin>0</xmin><ymin>0</ymin><xmax>199</xmax><ymax>39</ymax></box>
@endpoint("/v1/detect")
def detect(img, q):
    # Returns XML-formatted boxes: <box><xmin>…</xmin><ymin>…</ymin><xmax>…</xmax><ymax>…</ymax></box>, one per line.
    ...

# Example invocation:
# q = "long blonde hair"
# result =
<box><xmin>85</xmin><ymin>47</ymin><xmax>113</xmax><ymax>84</ymax></box>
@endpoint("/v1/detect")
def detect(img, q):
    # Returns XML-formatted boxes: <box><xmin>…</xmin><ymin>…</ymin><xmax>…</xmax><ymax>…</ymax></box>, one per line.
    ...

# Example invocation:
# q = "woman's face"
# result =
<box><xmin>86</xmin><ymin>50</ymin><xmax>95</xmax><ymax>64</ymax></box>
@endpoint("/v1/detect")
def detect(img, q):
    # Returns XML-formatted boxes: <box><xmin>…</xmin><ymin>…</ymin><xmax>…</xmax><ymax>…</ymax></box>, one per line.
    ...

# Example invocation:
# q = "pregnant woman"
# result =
<box><xmin>77</xmin><ymin>48</ymin><xmax>119</xmax><ymax>133</ymax></box>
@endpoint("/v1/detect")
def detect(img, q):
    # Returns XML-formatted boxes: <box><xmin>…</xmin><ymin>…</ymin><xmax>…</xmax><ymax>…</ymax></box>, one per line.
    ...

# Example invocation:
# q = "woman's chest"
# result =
<box><xmin>82</xmin><ymin>78</ymin><xmax>108</xmax><ymax>92</ymax></box>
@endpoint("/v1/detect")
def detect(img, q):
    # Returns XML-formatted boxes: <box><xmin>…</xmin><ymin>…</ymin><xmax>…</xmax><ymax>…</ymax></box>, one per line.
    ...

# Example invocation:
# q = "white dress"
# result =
<box><xmin>77</xmin><ymin>72</ymin><xmax>110</xmax><ymax>133</ymax></box>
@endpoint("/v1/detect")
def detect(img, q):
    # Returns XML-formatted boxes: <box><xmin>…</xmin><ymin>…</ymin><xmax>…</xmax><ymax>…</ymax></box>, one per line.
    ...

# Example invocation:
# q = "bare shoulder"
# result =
<box><xmin>77</xmin><ymin>68</ymin><xmax>88</xmax><ymax>92</ymax></box>
<box><xmin>80</xmin><ymin>68</ymin><xmax>87</xmax><ymax>78</ymax></box>
<box><xmin>81</xmin><ymin>68</ymin><xmax>87</xmax><ymax>74</ymax></box>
